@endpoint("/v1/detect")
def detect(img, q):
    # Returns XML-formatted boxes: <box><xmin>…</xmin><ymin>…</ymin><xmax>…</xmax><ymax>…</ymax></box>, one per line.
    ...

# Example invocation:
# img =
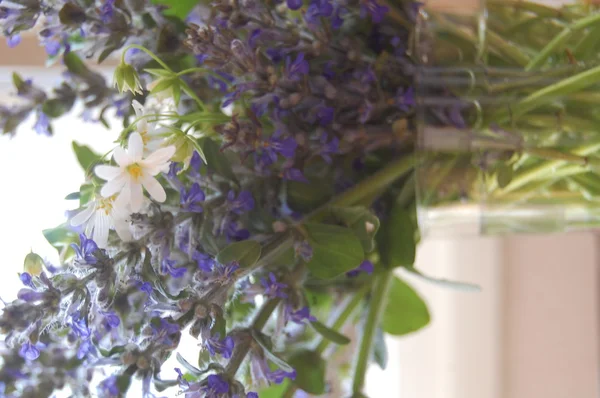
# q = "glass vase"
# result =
<box><xmin>415</xmin><ymin>0</ymin><xmax>600</xmax><ymax>236</ymax></box>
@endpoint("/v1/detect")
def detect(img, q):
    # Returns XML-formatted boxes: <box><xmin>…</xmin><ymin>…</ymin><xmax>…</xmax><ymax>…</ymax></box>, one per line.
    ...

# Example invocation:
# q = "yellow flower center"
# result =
<box><xmin>127</xmin><ymin>164</ymin><xmax>143</xmax><ymax>181</ymax></box>
<box><xmin>97</xmin><ymin>196</ymin><xmax>115</xmax><ymax>216</ymax></box>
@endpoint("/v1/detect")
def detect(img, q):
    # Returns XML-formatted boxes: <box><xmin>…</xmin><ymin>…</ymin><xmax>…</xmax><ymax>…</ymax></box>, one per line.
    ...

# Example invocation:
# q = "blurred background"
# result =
<box><xmin>1</xmin><ymin>14</ymin><xmax>599</xmax><ymax>398</ymax></box>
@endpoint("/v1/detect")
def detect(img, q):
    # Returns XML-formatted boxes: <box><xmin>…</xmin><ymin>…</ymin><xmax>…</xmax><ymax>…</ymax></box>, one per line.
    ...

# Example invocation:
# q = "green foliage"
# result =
<box><xmin>377</xmin><ymin>202</ymin><xmax>417</xmax><ymax>268</ymax></box>
<box><xmin>152</xmin><ymin>0</ymin><xmax>199</xmax><ymax>19</ymax></box>
<box><xmin>310</xmin><ymin>320</ymin><xmax>351</xmax><ymax>345</ymax></box>
<box><xmin>216</xmin><ymin>240</ymin><xmax>262</xmax><ymax>268</ymax></box>
<box><xmin>382</xmin><ymin>276</ymin><xmax>430</xmax><ymax>336</ymax></box>
<box><xmin>72</xmin><ymin>142</ymin><xmax>103</xmax><ymax>174</ymax></box>
<box><xmin>331</xmin><ymin>206</ymin><xmax>380</xmax><ymax>252</ymax></box>
<box><xmin>287</xmin><ymin>178</ymin><xmax>333</xmax><ymax>212</ymax></box>
<box><xmin>200</xmin><ymin>138</ymin><xmax>237</xmax><ymax>181</ymax></box>
<box><xmin>258</xmin><ymin>381</ymin><xmax>290</xmax><ymax>398</ymax></box>
<box><xmin>403</xmin><ymin>266</ymin><xmax>481</xmax><ymax>292</ymax></box>
<box><xmin>304</xmin><ymin>223</ymin><xmax>364</xmax><ymax>279</ymax></box>
<box><xmin>372</xmin><ymin>327</ymin><xmax>388</xmax><ymax>370</ymax></box>
<box><xmin>42</xmin><ymin>223</ymin><xmax>79</xmax><ymax>262</ymax></box>
<box><xmin>287</xmin><ymin>350</ymin><xmax>327</xmax><ymax>395</ymax></box>
<box><xmin>23</xmin><ymin>252</ymin><xmax>44</xmax><ymax>276</ymax></box>
<box><xmin>63</xmin><ymin>52</ymin><xmax>88</xmax><ymax>76</ymax></box>
<box><xmin>496</xmin><ymin>164</ymin><xmax>514</xmax><ymax>189</ymax></box>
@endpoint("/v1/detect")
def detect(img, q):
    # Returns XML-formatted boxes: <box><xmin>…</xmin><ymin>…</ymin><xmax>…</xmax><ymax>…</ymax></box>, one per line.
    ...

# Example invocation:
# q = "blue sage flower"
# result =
<box><xmin>19</xmin><ymin>341</ymin><xmax>41</xmax><ymax>361</ymax></box>
<box><xmin>71</xmin><ymin>234</ymin><xmax>98</xmax><ymax>265</ymax></box>
<box><xmin>19</xmin><ymin>272</ymin><xmax>34</xmax><ymax>288</ymax></box>
<box><xmin>180</xmin><ymin>183</ymin><xmax>205</xmax><ymax>213</ymax></box>
<box><xmin>346</xmin><ymin>260</ymin><xmax>375</xmax><ymax>277</ymax></box>
<box><xmin>227</xmin><ymin>190</ymin><xmax>255</xmax><ymax>214</ymax></box>
<box><xmin>261</xmin><ymin>273</ymin><xmax>288</xmax><ymax>299</ymax></box>
<box><xmin>161</xmin><ymin>257</ymin><xmax>187</xmax><ymax>278</ymax></box>
<box><xmin>205</xmin><ymin>333</ymin><xmax>234</xmax><ymax>358</ymax></box>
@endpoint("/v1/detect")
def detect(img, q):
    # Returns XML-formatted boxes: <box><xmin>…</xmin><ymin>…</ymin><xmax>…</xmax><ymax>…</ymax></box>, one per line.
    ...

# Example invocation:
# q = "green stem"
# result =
<box><xmin>492</xmin><ymin>63</ymin><xmax>600</xmax><ymax>124</ymax></box>
<box><xmin>122</xmin><ymin>45</ymin><xmax>173</xmax><ymax>72</ymax></box>
<box><xmin>494</xmin><ymin>142</ymin><xmax>600</xmax><ymax>195</ymax></box>
<box><xmin>526</xmin><ymin>12</ymin><xmax>600</xmax><ymax>70</ymax></box>
<box><xmin>352</xmin><ymin>271</ymin><xmax>393</xmax><ymax>395</ymax></box>
<box><xmin>308</xmin><ymin>155</ymin><xmax>415</xmax><ymax>222</ymax></box>
<box><xmin>225</xmin><ymin>298</ymin><xmax>281</xmax><ymax>376</ymax></box>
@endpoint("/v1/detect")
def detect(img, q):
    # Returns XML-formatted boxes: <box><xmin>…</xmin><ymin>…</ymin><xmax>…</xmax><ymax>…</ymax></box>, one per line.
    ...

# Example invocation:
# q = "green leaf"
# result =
<box><xmin>149</xmin><ymin>77</ymin><xmax>177</xmax><ymax>95</ymax></box>
<box><xmin>79</xmin><ymin>184</ymin><xmax>95</xmax><ymax>206</ymax></box>
<box><xmin>304</xmin><ymin>223</ymin><xmax>364</xmax><ymax>279</ymax></box>
<box><xmin>216</xmin><ymin>240</ymin><xmax>261</xmax><ymax>268</ymax></box>
<box><xmin>310</xmin><ymin>320</ymin><xmax>351</xmax><ymax>345</ymax></box>
<box><xmin>116</xmin><ymin>374</ymin><xmax>132</xmax><ymax>394</ymax></box>
<box><xmin>200</xmin><ymin>138</ymin><xmax>236</xmax><ymax>181</ymax></box>
<box><xmin>63</xmin><ymin>52</ymin><xmax>88</xmax><ymax>75</ymax></box>
<box><xmin>258</xmin><ymin>381</ymin><xmax>290</xmax><ymax>398</ymax></box>
<box><xmin>42</xmin><ymin>99</ymin><xmax>73</xmax><ymax>118</ymax></box>
<box><xmin>72</xmin><ymin>141</ymin><xmax>103</xmax><ymax>174</ymax></box>
<box><xmin>42</xmin><ymin>223</ymin><xmax>78</xmax><ymax>259</ymax></box>
<box><xmin>287</xmin><ymin>178</ymin><xmax>333</xmax><ymax>212</ymax></box>
<box><xmin>382</xmin><ymin>276</ymin><xmax>430</xmax><ymax>336</ymax></box>
<box><xmin>65</xmin><ymin>192</ymin><xmax>80</xmax><ymax>200</ymax></box>
<box><xmin>403</xmin><ymin>266</ymin><xmax>481</xmax><ymax>292</ymax></box>
<box><xmin>496</xmin><ymin>164</ymin><xmax>513</xmax><ymax>189</ymax></box>
<box><xmin>12</xmin><ymin>72</ymin><xmax>25</xmax><ymax>91</ymax></box>
<box><xmin>23</xmin><ymin>252</ymin><xmax>44</xmax><ymax>276</ymax></box>
<box><xmin>287</xmin><ymin>350</ymin><xmax>326</xmax><ymax>395</ymax></box>
<box><xmin>377</xmin><ymin>203</ymin><xmax>416</xmax><ymax>268</ymax></box>
<box><xmin>372</xmin><ymin>327</ymin><xmax>388</xmax><ymax>370</ymax></box>
<box><xmin>152</xmin><ymin>0</ymin><xmax>199</xmax><ymax>19</ymax></box>
<box><xmin>331</xmin><ymin>206</ymin><xmax>380</xmax><ymax>252</ymax></box>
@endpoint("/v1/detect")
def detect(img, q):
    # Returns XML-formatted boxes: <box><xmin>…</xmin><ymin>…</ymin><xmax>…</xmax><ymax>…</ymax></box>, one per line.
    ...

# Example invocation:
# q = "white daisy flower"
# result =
<box><xmin>69</xmin><ymin>195</ymin><xmax>132</xmax><ymax>248</ymax></box>
<box><xmin>95</xmin><ymin>132</ymin><xmax>176</xmax><ymax>213</ymax></box>
<box><xmin>132</xmin><ymin>99</ymin><xmax>172</xmax><ymax>153</ymax></box>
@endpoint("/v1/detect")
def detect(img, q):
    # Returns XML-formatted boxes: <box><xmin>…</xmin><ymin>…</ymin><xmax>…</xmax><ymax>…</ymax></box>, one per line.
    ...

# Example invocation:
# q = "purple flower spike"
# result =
<box><xmin>34</xmin><ymin>112</ymin><xmax>51</xmax><ymax>136</ymax></box>
<box><xmin>227</xmin><ymin>190</ymin><xmax>255</xmax><ymax>214</ymax></box>
<box><xmin>193</xmin><ymin>251</ymin><xmax>215</xmax><ymax>273</ymax></box>
<box><xmin>71</xmin><ymin>234</ymin><xmax>98</xmax><ymax>265</ymax></box>
<box><xmin>7</xmin><ymin>34</ymin><xmax>21</xmax><ymax>48</ymax></box>
<box><xmin>205</xmin><ymin>334</ymin><xmax>235</xmax><ymax>358</ymax></box>
<box><xmin>287</xmin><ymin>0</ymin><xmax>303</xmax><ymax>10</ymax></box>
<box><xmin>267</xmin><ymin>369</ymin><xmax>297</xmax><ymax>384</ymax></box>
<box><xmin>161</xmin><ymin>258</ymin><xmax>187</xmax><ymax>278</ymax></box>
<box><xmin>70</xmin><ymin>312</ymin><xmax>91</xmax><ymax>339</ymax></box>
<box><xmin>202</xmin><ymin>374</ymin><xmax>229</xmax><ymax>395</ymax></box>
<box><xmin>261</xmin><ymin>272</ymin><xmax>288</xmax><ymax>298</ymax></box>
<box><xmin>360</xmin><ymin>0</ymin><xmax>390</xmax><ymax>23</ymax></box>
<box><xmin>395</xmin><ymin>86</ymin><xmax>415</xmax><ymax>113</ymax></box>
<box><xmin>19</xmin><ymin>272</ymin><xmax>34</xmax><ymax>288</ymax></box>
<box><xmin>180</xmin><ymin>183</ymin><xmax>205</xmax><ymax>213</ymax></box>
<box><xmin>19</xmin><ymin>341</ymin><xmax>41</xmax><ymax>361</ymax></box>
<box><xmin>286</xmin><ymin>53</ymin><xmax>309</xmax><ymax>80</ymax></box>
<box><xmin>98</xmin><ymin>375</ymin><xmax>119</xmax><ymax>397</ymax></box>
<box><xmin>346</xmin><ymin>260</ymin><xmax>375</xmax><ymax>278</ymax></box>
<box><xmin>289</xmin><ymin>306</ymin><xmax>317</xmax><ymax>324</ymax></box>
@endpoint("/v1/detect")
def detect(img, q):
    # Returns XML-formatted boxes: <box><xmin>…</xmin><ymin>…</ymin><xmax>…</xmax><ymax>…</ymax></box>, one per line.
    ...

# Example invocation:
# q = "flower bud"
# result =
<box><xmin>114</xmin><ymin>62</ymin><xmax>143</xmax><ymax>95</ymax></box>
<box><xmin>23</xmin><ymin>252</ymin><xmax>44</xmax><ymax>276</ymax></box>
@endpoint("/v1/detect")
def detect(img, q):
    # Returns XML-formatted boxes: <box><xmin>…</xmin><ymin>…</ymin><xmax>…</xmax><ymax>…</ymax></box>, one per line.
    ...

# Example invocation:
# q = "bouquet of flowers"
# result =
<box><xmin>3</xmin><ymin>0</ymin><xmax>600</xmax><ymax>396</ymax></box>
<box><xmin>0</xmin><ymin>1</ymin><xmax>428</xmax><ymax>397</ymax></box>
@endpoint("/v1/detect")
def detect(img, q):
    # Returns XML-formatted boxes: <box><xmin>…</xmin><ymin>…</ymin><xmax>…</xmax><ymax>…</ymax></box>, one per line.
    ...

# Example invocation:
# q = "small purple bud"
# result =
<box><xmin>19</xmin><ymin>341</ymin><xmax>40</xmax><ymax>361</ymax></box>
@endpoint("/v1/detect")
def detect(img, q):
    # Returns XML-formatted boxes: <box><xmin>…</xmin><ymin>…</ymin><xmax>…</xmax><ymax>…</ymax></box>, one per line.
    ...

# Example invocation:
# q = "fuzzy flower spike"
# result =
<box><xmin>95</xmin><ymin>132</ymin><xmax>176</xmax><ymax>213</ymax></box>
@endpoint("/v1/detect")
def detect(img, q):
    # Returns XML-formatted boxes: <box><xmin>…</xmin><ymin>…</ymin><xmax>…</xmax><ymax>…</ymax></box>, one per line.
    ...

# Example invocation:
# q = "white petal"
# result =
<box><xmin>85</xmin><ymin>219</ymin><xmax>94</xmax><ymax>238</ymax></box>
<box><xmin>70</xmin><ymin>204</ymin><xmax>95</xmax><ymax>226</ymax></box>
<box><xmin>95</xmin><ymin>165</ymin><xmax>121</xmax><ymax>181</ymax></box>
<box><xmin>141</xmin><ymin>175</ymin><xmax>166</xmax><ymax>202</ymax></box>
<box><xmin>128</xmin><ymin>132</ymin><xmax>144</xmax><ymax>162</ymax></box>
<box><xmin>114</xmin><ymin>218</ymin><xmax>133</xmax><ymax>242</ymax></box>
<box><xmin>113</xmin><ymin>147</ymin><xmax>131</xmax><ymax>166</ymax></box>
<box><xmin>143</xmin><ymin>145</ymin><xmax>176</xmax><ymax>166</ymax></box>
<box><xmin>101</xmin><ymin>175</ymin><xmax>127</xmax><ymax>198</ymax></box>
<box><xmin>94</xmin><ymin>214</ymin><xmax>110</xmax><ymax>248</ymax></box>
<box><xmin>116</xmin><ymin>184</ymin><xmax>130</xmax><ymax>212</ymax></box>
<box><xmin>132</xmin><ymin>100</ymin><xmax>144</xmax><ymax>118</ymax></box>
<box><xmin>130</xmin><ymin>182</ymin><xmax>144</xmax><ymax>213</ymax></box>
<box><xmin>112</xmin><ymin>194</ymin><xmax>131</xmax><ymax>218</ymax></box>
